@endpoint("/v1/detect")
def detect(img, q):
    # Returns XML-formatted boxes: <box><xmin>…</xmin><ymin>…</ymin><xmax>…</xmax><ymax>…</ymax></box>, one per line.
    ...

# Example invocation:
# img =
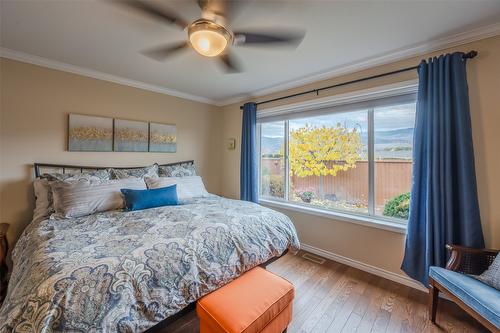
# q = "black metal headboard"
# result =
<box><xmin>34</xmin><ymin>160</ymin><xmax>194</xmax><ymax>178</ymax></box>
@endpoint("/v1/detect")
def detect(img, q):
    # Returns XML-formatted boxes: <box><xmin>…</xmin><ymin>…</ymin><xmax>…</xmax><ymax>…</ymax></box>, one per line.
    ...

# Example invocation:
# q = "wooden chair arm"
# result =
<box><xmin>0</xmin><ymin>224</ymin><xmax>8</xmax><ymax>238</ymax></box>
<box><xmin>445</xmin><ymin>244</ymin><xmax>499</xmax><ymax>275</ymax></box>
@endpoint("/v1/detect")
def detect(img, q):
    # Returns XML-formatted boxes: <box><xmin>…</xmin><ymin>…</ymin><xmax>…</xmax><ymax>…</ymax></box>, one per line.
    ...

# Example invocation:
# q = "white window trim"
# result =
<box><xmin>259</xmin><ymin>198</ymin><xmax>407</xmax><ymax>234</ymax></box>
<box><xmin>257</xmin><ymin>79</ymin><xmax>417</xmax><ymax>234</ymax></box>
<box><xmin>257</xmin><ymin>79</ymin><xmax>418</xmax><ymax>119</ymax></box>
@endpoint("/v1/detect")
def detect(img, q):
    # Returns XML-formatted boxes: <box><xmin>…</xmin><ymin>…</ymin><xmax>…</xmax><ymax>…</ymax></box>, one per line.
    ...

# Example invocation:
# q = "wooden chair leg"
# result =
<box><xmin>429</xmin><ymin>281</ymin><xmax>439</xmax><ymax>323</ymax></box>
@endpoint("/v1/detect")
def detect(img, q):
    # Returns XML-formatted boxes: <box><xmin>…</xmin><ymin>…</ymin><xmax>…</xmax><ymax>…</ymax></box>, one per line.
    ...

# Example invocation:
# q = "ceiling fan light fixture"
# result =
<box><xmin>188</xmin><ymin>20</ymin><xmax>231</xmax><ymax>57</ymax></box>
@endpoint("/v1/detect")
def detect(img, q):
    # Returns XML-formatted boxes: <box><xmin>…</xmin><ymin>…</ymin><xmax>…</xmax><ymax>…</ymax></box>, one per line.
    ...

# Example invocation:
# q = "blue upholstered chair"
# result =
<box><xmin>429</xmin><ymin>245</ymin><xmax>499</xmax><ymax>332</ymax></box>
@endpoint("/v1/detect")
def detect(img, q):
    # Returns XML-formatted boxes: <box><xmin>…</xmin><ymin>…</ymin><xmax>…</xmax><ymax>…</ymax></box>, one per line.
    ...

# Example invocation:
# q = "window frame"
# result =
<box><xmin>257</xmin><ymin>80</ymin><xmax>418</xmax><ymax>233</ymax></box>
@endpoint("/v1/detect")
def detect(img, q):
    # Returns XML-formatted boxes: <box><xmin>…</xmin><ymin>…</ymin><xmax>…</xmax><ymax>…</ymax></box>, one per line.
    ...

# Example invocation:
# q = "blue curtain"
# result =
<box><xmin>240</xmin><ymin>102</ymin><xmax>258</xmax><ymax>202</ymax></box>
<box><xmin>401</xmin><ymin>52</ymin><xmax>485</xmax><ymax>285</ymax></box>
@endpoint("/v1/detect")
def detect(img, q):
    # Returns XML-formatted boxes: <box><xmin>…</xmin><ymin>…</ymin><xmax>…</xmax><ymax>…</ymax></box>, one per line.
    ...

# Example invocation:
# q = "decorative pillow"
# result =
<box><xmin>145</xmin><ymin>176</ymin><xmax>209</xmax><ymax>201</ymax></box>
<box><xmin>158</xmin><ymin>162</ymin><xmax>196</xmax><ymax>177</ymax></box>
<box><xmin>474</xmin><ymin>254</ymin><xmax>500</xmax><ymax>290</ymax></box>
<box><xmin>33</xmin><ymin>178</ymin><xmax>54</xmax><ymax>223</ymax></box>
<box><xmin>33</xmin><ymin>169</ymin><xmax>111</xmax><ymax>222</ymax></box>
<box><xmin>41</xmin><ymin>169</ymin><xmax>111</xmax><ymax>182</ymax></box>
<box><xmin>121</xmin><ymin>185</ymin><xmax>178</xmax><ymax>211</ymax></box>
<box><xmin>110</xmin><ymin>164</ymin><xmax>158</xmax><ymax>179</ymax></box>
<box><xmin>51</xmin><ymin>178</ymin><xmax>146</xmax><ymax>218</ymax></box>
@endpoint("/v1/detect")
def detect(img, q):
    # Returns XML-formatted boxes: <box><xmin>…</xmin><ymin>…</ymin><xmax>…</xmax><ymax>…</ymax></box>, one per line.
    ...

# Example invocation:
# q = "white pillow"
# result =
<box><xmin>51</xmin><ymin>178</ymin><xmax>146</xmax><ymax>218</ymax></box>
<box><xmin>33</xmin><ymin>170</ymin><xmax>112</xmax><ymax>223</ymax></box>
<box><xmin>145</xmin><ymin>176</ymin><xmax>210</xmax><ymax>201</ymax></box>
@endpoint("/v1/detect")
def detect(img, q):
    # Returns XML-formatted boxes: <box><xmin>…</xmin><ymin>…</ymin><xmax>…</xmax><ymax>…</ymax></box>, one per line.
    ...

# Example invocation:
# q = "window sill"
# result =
<box><xmin>259</xmin><ymin>198</ymin><xmax>407</xmax><ymax>234</ymax></box>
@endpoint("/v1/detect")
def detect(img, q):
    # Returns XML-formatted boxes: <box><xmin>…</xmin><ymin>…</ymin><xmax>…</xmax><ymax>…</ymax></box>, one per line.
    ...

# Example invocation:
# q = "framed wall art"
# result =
<box><xmin>149</xmin><ymin>123</ymin><xmax>177</xmax><ymax>153</ymax></box>
<box><xmin>114</xmin><ymin>119</ymin><xmax>149</xmax><ymax>152</ymax></box>
<box><xmin>68</xmin><ymin>114</ymin><xmax>113</xmax><ymax>152</ymax></box>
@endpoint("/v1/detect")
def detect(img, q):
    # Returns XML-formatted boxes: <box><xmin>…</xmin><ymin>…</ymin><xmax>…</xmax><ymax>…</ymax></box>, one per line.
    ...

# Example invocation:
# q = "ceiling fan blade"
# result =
<box><xmin>234</xmin><ymin>31</ymin><xmax>305</xmax><ymax>47</ymax></box>
<box><xmin>118</xmin><ymin>0</ymin><xmax>188</xmax><ymax>29</ymax></box>
<box><xmin>142</xmin><ymin>42</ymin><xmax>189</xmax><ymax>61</ymax></box>
<box><xmin>219</xmin><ymin>52</ymin><xmax>242</xmax><ymax>73</ymax></box>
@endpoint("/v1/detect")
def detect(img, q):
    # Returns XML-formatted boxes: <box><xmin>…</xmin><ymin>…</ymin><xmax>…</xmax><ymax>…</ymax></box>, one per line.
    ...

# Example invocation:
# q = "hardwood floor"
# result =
<box><xmin>166</xmin><ymin>251</ymin><xmax>488</xmax><ymax>333</ymax></box>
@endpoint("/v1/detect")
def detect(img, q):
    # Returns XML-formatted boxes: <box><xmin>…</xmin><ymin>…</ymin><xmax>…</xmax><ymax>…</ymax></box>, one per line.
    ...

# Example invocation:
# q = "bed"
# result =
<box><xmin>0</xmin><ymin>162</ymin><xmax>300</xmax><ymax>333</ymax></box>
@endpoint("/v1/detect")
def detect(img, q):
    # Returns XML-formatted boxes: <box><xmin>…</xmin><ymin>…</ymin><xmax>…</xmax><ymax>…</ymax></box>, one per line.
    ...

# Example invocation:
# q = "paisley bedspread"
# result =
<box><xmin>0</xmin><ymin>196</ymin><xmax>299</xmax><ymax>333</ymax></box>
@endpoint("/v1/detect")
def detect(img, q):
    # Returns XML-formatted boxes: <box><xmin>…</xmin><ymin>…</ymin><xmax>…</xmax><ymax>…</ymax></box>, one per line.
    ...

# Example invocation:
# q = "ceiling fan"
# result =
<box><xmin>116</xmin><ymin>0</ymin><xmax>305</xmax><ymax>72</ymax></box>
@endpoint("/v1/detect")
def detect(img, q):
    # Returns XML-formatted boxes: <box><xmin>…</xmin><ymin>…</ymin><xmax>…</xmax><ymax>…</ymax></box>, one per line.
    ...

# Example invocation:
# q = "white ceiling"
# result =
<box><xmin>1</xmin><ymin>1</ymin><xmax>500</xmax><ymax>105</ymax></box>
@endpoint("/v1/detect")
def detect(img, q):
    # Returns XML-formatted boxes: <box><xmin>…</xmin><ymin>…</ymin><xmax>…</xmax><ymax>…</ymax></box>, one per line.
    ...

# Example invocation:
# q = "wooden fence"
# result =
<box><xmin>261</xmin><ymin>158</ymin><xmax>412</xmax><ymax>210</ymax></box>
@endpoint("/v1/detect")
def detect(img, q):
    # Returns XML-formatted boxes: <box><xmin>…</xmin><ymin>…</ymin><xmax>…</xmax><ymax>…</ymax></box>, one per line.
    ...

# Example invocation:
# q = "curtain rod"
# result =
<box><xmin>239</xmin><ymin>50</ymin><xmax>478</xmax><ymax>110</ymax></box>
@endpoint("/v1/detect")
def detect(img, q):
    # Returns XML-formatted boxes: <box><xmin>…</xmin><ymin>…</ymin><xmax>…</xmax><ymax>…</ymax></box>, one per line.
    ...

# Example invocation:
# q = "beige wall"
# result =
<box><xmin>1</xmin><ymin>35</ymin><xmax>499</xmax><ymax>280</ymax></box>
<box><xmin>219</xmin><ymin>35</ymin><xmax>500</xmax><ymax>277</ymax></box>
<box><xmin>0</xmin><ymin>58</ymin><xmax>221</xmax><ymax>245</ymax></box>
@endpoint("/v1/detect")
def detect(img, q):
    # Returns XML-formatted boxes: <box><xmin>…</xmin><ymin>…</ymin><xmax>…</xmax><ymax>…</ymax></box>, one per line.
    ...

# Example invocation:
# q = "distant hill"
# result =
<box><xmin>261</xmin><ymin>127</ymin><xmax>414</xmax><ymax>155</ymax></box>
<box><xmin>374</xmin><ymin>127</ymin><xmax>413</xmax><ymax>144</ymax></box>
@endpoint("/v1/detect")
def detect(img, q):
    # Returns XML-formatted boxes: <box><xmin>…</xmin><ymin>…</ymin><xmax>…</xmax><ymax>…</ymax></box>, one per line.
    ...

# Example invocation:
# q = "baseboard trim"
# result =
<box><xmin>300</xmin><ymin>243</ymin><xmax>427</xmax><ymax>292</ymax></box>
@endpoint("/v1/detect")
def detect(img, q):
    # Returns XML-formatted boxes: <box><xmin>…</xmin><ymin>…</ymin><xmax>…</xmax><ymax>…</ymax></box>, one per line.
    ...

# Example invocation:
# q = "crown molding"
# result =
<box><xmin>216</xmin><ymin>21</ymin><xmax>500</xmax><ymax>107</ymax></box>
<box><xmin>0</xmin><ymin>47</ymin><xmax>218</xmax><ymax>106</ymax></box>
<box><xmin>2</xmin><ymin>21</ymin><xmax>499</xmax><ymax>107</ymax></box>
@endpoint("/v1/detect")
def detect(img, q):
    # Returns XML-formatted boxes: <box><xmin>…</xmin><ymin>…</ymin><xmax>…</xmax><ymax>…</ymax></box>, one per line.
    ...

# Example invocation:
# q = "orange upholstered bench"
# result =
<box><xmin>196</xmin><ymin>267</ymin><xmax>294</xmax><ymax>333</ymax></box>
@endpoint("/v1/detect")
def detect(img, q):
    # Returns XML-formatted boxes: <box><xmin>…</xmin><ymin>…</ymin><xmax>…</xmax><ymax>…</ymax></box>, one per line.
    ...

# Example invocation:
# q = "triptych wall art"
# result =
<box><xmin>68</xmin><ymin>114</ymin><xmax>177</xmax><ymax>153</ymax></box>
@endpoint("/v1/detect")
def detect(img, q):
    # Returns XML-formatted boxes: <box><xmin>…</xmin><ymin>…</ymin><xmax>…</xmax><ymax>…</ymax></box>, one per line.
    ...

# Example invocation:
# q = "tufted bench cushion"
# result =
<box><xmin>196</xmin><ymin>266</ymin><xmax>294</xmax><ymax>333</ymax></box>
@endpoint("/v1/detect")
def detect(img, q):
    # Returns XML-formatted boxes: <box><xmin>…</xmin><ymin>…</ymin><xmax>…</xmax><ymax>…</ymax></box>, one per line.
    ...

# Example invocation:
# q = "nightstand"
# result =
<box><xmin>0</xmin><ymin>223</ymin><xmax>8</xmax><ymax>302</ymax></box>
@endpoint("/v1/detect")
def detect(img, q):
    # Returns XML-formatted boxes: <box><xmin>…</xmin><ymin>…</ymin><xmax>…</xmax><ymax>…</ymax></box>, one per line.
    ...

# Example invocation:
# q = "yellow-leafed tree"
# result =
<box><xmin>289</xmin><ymin>124</ymin><xmax>363</xmax><ymax>197</ymax></box>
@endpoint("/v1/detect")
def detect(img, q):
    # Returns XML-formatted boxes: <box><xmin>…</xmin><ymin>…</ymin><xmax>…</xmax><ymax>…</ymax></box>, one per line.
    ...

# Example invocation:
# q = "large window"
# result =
<box><xmin>258</xmin><ymin>95</ymin><xmax>416</xmax><ymax>223</ymax></box>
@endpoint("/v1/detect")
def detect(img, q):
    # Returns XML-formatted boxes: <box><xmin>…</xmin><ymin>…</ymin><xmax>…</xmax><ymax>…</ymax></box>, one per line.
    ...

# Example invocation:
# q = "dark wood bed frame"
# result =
<box><xmin>145</xmin><ymin>250</ymin><xmax>288</xmax><ymax>332</ymax></box>
<box><xmin>32</xmin><ymin>161</ymin><xmax>291</xmax><ymax>332</ymax></box>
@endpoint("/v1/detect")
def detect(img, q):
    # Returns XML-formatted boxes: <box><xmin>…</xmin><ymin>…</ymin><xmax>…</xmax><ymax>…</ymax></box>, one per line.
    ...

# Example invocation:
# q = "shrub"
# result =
<box><xmin>269</xmin><ymin>176</ymin><xmax>284</xmax><ymax>198</ymax></box>
<box><xmin>383</xmin><ymin>192</ymin><xmax>410</xmax><ymax>219</ymax></box>
<box><xmin>296</xmin><ymin>188</ymin><xmax>315</xmax><ymax>203</ymax></box>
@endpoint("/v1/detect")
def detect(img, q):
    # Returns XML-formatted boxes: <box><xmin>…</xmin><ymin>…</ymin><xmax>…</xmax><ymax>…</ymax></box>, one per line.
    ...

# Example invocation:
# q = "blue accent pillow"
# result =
<box><xmin>121</xmin><ymin>185</ymin><xmax>178</xmax><ymax>211</ymax></box>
